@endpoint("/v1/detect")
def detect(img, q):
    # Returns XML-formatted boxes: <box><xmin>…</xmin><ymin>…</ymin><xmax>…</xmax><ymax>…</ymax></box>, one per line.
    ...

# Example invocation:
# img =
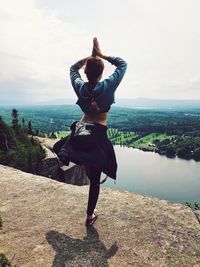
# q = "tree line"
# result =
<box><xmin>0</xmin><ymin>109</ymin><xmax>46</xmax><ymax>173</ymax></box>
<box><xmin>1</xmin><ymin>106</ymin><xmax>200</xmax><ymax>161</ymax></box>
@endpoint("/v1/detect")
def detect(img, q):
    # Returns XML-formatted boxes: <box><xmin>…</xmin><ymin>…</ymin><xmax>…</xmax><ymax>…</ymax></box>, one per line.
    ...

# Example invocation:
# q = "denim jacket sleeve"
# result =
<box><xmin>70</xmin><ymin>60</ymin><xmax>85</xmax><ymax>98</ymax></box>
<box><xmin>100</xmin><ymin>57</ymin><xmax>127</xmax><ymax>94</ymax></box>
<box><xmin>70</xmin><ymin>56</ymin><xmax>127</xmax><ymax>98</ymax></box>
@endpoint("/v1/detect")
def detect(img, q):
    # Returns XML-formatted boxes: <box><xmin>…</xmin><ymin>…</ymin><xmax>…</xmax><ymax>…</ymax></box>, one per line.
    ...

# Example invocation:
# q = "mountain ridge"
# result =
<box><xmin>2</xmin><ymin>97</ymin><xmax>200</xmax><ymax>108</ymax></box>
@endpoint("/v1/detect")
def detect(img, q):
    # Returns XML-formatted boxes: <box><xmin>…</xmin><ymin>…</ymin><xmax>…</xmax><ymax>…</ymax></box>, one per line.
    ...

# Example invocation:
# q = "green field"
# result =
<box><xmin>107</xmin><ymin>128</ymin><xmax>139</xmax><ymax>145</ymax></box>
<box><xmin>107</xmin><ymin>128</ymin><xmax>176</xmax><ymax>148</ymax></box>
<box><xmin>56</xmin><ymin>129</ymin><xmax>176</xmax><ymax>149</ymax></box>
<box><xmin>108</xmin><ymin>129</ymin><xmax>176</xmax><ymax>149</ymax></box>
<box><xmin>57</xmin><ymin>131</ymin><xmax>70</xmax><ymax>138</ymax></box>
<box><xmin>133</xmin><ymin>133</ymin><xmax>176</xmax><ymax>148</ymax></box>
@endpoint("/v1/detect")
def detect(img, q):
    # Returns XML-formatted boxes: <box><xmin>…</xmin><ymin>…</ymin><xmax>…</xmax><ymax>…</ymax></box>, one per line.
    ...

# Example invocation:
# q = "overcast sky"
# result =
<box><xmin>1</xmin><ymin>0</ymin><xmax>200</xmax><ymax>104</ymax></box>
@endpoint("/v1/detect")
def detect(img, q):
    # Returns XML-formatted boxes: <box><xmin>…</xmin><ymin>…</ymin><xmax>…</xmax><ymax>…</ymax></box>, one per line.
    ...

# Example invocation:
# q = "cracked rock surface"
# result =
<box><xmin>0</xmin><ymin>164</ymin><xmax>200</xmax><ymax>267</ymax></box>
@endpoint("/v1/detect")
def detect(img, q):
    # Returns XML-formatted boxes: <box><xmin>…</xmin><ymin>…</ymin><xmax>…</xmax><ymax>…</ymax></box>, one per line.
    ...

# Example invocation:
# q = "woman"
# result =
<box><xmin>53</xmin><ymin>38</ymin><xmax>127</xmax><ymax>226</ymax></box>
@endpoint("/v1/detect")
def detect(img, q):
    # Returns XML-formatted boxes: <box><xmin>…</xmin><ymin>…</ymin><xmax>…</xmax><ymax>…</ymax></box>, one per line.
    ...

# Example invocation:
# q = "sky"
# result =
<box><xmin>0</xmin><ymin>0</ymin><xmax>200</xmax><ymax>104</ymax></box>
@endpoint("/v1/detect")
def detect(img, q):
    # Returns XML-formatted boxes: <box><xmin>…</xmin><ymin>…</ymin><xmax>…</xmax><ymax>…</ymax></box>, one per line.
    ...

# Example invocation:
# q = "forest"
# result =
<box><xmin>0</xmin><ymin>109</ymin><xmax>46</xmax><ymax>173</ymax></box>
<box><xmin>1</xmin><ymin>105</ymin><xmax>200</xmax><ymax>161</ymax></box>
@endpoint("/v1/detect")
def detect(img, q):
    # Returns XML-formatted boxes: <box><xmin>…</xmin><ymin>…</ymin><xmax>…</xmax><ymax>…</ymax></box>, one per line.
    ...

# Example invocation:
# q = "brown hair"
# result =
<box><xmin>84</xmin><ymin>57</ymin><xmax>104</xmax><ymax>113</ymax></box>
<box><xmin>85</xmin><ymin>57</ymin><xmax>104</xmax><ymax>82</ymax></box>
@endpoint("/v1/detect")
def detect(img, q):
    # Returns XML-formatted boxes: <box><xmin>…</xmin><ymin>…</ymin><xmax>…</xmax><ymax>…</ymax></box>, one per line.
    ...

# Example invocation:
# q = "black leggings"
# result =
<box><xmin>85</xmin><ymin>165</ymin><xmax>101</xmax><ymax>216</ymax></box>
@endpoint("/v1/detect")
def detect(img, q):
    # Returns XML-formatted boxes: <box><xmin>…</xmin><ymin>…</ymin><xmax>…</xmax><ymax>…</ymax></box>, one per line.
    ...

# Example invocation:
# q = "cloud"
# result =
<box><xmin>0</xmin><ymin>0</ymin><xmax>200</xmax><ymax>103</ymax></box>
<box><xmin>0</xmin><ymin>0</ymin><xmax>93</xmax><ymax>102</ymax></box>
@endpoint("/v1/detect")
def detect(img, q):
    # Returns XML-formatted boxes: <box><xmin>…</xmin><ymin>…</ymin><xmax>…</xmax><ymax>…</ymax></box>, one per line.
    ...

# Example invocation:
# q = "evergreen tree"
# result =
<box><xmin>0</xmin><ymin>117</ymin><xmax>46</xmax><ymax>173</ymax></box>
<box><xmin>50</xmin><ymin>132</ymin><xmax>57</xmax><ymax>139</ymax></box>
<box><xmin>0</xmin><ymin>117</ymin><xmax>16</xmax><ymax>148</ymax></box>
<box><xmin>22</xmin><ymin>118</ymin><xmax>25</xmax><ymax>129</ymax></box>
<box><xmin>12</xmin><ymin>109</ymin><xmax>19</xmax><ymax>130</ymax></box>
<box><xmin>28</xmin><ymin>121</ymin><xmax>33</xmax><ymax>135</ymax></box>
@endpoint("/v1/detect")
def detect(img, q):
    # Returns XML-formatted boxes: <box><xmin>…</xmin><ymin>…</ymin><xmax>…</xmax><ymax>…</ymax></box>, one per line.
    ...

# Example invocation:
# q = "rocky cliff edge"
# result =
<box><xmin>0</xmin><ymin>164</ymin><xmax>200</xmax><ymax>267</ymax></box>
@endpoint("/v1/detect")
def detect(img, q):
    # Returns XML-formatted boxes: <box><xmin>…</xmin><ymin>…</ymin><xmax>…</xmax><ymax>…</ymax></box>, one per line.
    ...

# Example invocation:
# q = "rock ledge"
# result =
<box><xmin>0</xmin><ymin>164</ymin><xmax>200</xmax><ymax>267</ymax></box>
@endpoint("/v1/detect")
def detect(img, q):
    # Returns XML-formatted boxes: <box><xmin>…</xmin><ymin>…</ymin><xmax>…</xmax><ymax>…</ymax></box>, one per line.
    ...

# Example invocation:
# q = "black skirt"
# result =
<box><xmin>53</xmin><ymin>121</ymin><xmax>117</xmax><ymax>180</ymax></box>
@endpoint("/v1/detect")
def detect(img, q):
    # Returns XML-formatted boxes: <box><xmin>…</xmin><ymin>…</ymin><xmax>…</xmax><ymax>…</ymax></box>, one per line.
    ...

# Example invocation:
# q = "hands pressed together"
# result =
<box><xmin>77</xmin><ymin>38</ymin><xmax>106</xmax><ymax>69</ymax></box>
<box><xmin>92</xmin><ymin>37</ymin><xmax>103</xmax><ymax>58</ymax></box>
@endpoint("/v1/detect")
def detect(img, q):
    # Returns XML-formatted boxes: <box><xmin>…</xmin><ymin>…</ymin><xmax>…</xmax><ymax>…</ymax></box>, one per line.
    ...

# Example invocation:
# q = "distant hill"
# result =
<box><xmin>1</xmin><ymin>97</ymin><xmax>200</xmax><ymax>109</ymax></box>
<box><xmin>115</xmin><ymin>98</ymin><xmax>200</xmax><ymax>109</ymax></box>
<box><xmin>37</xmin><ymin>98</ymin><xmax>76</xmax><ymax>105</ymax></box>
<box><xmin>36</xmin><ymin>98</ymin><xmax>200</xmax><ymax>109</ymax></box>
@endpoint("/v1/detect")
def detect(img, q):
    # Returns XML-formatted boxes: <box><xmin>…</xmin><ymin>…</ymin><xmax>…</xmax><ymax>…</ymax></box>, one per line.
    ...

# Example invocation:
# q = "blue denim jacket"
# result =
<box><xmin>70</xmin><ymin>56</ymin><xmax>127</xmax><ymax>113</ymax></box>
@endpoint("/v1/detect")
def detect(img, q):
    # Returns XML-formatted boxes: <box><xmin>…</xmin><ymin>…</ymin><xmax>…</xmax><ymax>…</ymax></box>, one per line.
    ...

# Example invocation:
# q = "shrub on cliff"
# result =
<box><xmin>193</xmin><ymin>147</ymin><xmax>200</xmax><ymax>161</ymax></box>
<box><xmin>0</xmin><ymin>117</ymin><xmax>46</xmax><ymax>174</ymax></box>
<box><xmin>0</xmin><ymin>215</ymin><xmax>2</xmax><ymax>229</ymax></box>
<box><xmin>0</xmin><ymin>252</ymin><xmax>17</xmax><ymax>267</ymax></box>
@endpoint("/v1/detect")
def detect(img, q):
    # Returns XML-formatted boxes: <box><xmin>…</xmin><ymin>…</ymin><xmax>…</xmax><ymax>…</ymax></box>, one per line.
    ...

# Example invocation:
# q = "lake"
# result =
<box><xmin>103</xmin><ymin>145</ymin><xmax>200</xmax><ymax>204</ymax></box>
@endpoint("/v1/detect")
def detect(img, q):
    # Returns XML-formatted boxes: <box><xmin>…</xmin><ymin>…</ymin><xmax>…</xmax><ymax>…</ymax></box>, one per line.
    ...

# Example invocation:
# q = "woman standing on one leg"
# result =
<box><xmin>85</xmin><ymin>165</ymin><xmax>101</xmax><ymax>225</ymax></box>
<box><xmin>54</xmin><ymin>38</ymin><xmax>127</xmax><ymax>226</ymax></box>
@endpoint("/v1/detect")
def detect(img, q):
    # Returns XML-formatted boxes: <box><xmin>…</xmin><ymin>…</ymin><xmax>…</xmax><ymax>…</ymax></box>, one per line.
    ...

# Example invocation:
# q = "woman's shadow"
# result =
<box><xmin>46</xmin><ymin>226</ymin><xmax>118</xmax><ymax>267</ymax></box>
